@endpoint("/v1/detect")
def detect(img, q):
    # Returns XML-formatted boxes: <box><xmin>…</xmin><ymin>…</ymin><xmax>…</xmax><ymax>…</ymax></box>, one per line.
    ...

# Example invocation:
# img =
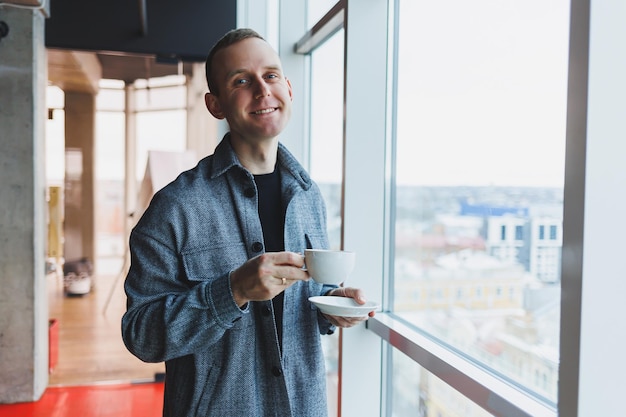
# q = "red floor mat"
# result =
<box><xmin>0</xmin><ymin>382</ymin><xmax>164</xmax><ymax>417</ymax></box>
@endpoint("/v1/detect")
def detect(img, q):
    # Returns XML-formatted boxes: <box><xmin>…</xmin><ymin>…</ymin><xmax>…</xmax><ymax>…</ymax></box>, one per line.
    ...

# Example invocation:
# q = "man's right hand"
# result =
<box><xmin>229</xmin><ymin>251</ymin><xmax>309</xmax><ymax>307</ymax></box>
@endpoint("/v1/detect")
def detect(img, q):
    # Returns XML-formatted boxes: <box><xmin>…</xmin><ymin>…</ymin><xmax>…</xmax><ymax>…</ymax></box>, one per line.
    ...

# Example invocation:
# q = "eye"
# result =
<box><xmin>234</xmin><ymin>78</ymin><xmax>249</xmax><ymax>86</ymax></box>
<box><xmin>265</xmin><ymin>73</ymin><xmax>279</xmax><ymax>80</ymax></box>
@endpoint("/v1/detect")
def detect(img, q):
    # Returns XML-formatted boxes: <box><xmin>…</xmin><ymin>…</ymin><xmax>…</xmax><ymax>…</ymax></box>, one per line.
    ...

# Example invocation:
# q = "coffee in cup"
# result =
<box><xmin>304</xmin><ymin>249</ymin><xmax>356</xmax><ymax>285</ymax></box>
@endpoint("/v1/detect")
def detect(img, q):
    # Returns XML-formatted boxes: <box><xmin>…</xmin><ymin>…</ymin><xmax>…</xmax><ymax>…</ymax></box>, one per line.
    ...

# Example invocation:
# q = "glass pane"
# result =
<box><xmin>392</xmin><ymin>0</ymin><xmax>569</xmax><ymax>407</ymax></box>
<box><xmin>95</xmin><ymin>108</ymin><xmax>125</xmax><ymax>275</ymax></box>
<box><xmin>96</xmin><ymin>84</ymin><xmax>125</xmax><ymax>112</ymax></box>
<box><xmin>95</xmin><ymin>112</ymin><xmax>125</xmax><ymax>181</ymax></box>
<box><xmin>391</xmin><ymin>348</ymin><xmax>494</xmax><ymax>417</ymax></box>
<box><xmin>134</xmin><ymin>75</ymin><xmax>185</xmax><ymax>89</ymax></box>
<box><xmin>136</xmin><ymin>110</ymin><xmax>187</xmax><ymax>181</ymax></box>
<box><xmin>309</xmin><ymin>29</ymin><xmax>345</xmax><ymax>417</ymax></box>
<box><xmin>46</xmin><ymin>86</ymin><xmax>65</xmax><ymax>184</ymax></box>
<box><xmin>307</xmin><ymin>0</ymin><xmax>340</xmax><ymax>29</ymax></box>
<box><xmin>310</xmin><ymin>30</ymin><xmax>344</xmax><ymax>250</ymax></box>
<box><xmin>94</xmin><ymin>83</ymin><xmax>187</xmax><ymax>275</ymax></box>
<box><xmin>135</xmin><ymin>84</ymin><xmax>186</xmax><ymax>112</ymax></box>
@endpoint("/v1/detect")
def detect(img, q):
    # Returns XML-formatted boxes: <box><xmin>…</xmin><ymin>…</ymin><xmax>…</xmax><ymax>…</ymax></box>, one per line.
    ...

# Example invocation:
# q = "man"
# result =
<box><xmin>122</xmin><ymin>28</ymin><xmax>374</xmax><ymax>417</ymax></box>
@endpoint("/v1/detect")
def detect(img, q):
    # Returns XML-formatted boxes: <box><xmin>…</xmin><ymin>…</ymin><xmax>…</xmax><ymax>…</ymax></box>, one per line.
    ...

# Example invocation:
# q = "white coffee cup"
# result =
<box><xmin>304</xmin><ymin>249</ymin><xmax>356</xmax><ymax>285</ymax></box>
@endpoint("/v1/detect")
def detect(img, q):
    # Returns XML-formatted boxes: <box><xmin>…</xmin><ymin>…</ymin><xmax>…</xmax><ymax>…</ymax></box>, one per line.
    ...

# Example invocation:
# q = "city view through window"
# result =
<box><xmin>389</xmin><ymin>0</ymin><xmax>569</xmax><ymax>414</ymax></box>
<box><xmin>392</xmin><ymin>186</ymin><xmax>562</xmax><ymax>412</ymax></box>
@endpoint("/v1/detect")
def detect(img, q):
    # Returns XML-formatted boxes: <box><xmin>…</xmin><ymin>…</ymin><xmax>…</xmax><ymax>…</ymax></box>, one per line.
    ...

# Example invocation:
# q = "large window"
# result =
<box><xmin>295</xmin><ymin>1</ymin><xmax>625</xmax><ymax>416</ymax></box>
<box><xmin>390</xmin><ymin>0</ymin><xmax>569</xmax><ymax>413</ymax></box>
<box><xmin>94</xmin><ymin>81</ymin><xmax>126</xmax><ymax>275</ymax></box>
<box><xmin>93</xmin><ymin>77</ymin><xmax>187</xmax><ymax>276</ymax></box>
<box><xmin>310</xmin><ymin>30</ymin><xmax>345</xmax><ymax>250</ymax></box>
<box><xmin>133</xmin><ymin>76</ymin><xmax>187</xmax><ymax>182</ymax></box>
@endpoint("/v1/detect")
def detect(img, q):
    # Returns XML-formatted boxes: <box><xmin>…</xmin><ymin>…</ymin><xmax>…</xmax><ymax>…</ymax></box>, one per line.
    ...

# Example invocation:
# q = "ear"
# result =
<box><xmin>205</xmin><ymin>92</ymin><xmax>225</xmax><ymax>119</ymax></box>
<box><xmin>286</xmin><ymin>78</ymin><xmax>293</xmax><ymax>101</ymax></box>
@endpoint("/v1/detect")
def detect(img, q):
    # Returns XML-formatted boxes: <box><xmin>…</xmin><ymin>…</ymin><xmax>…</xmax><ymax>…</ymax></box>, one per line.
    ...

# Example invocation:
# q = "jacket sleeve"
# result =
<box><xmin>121</xmin><ymin>228</ymin><xmax>248</xmax><ymax>363</ymax></box>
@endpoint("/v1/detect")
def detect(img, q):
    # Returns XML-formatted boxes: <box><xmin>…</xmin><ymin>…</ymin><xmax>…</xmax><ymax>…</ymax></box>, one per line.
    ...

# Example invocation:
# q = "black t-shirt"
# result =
<box><xmin>254</xmin><ymin>168</ymin><xmax>286</xmax><ymax>347</ymax></box>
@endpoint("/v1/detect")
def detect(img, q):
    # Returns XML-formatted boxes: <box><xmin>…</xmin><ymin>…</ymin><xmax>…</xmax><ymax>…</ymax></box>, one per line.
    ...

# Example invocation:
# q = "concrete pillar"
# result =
<box><xmin>0</xmin><ymin>4</ymin><xmax>49</xmax><ymax>403</ymax></box>
<box><xmin>63</xmin><ymin>92</ymin><xmax>96</xmax><ymax>270</ymax></box>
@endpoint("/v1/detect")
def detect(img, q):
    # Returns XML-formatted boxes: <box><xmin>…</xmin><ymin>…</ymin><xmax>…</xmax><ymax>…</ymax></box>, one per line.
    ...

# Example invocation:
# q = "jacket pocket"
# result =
<box><xmin>182</xmin><ymin>244</ymin><xmax>253</xmax><ymax>330</ymax></box>
<box><xmin>181</xmin><ymin>243</ymin><xmax>247</xmax><ymax>284</ymax></box>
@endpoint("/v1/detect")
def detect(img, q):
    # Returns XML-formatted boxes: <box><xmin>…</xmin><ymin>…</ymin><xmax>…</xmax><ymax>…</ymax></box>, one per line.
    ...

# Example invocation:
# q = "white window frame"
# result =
<box><xmin>557</xmin><ymin>0</ymin><xmax>626</xmax><ymax>416</ymax></box>
<box><xmin>340</xmin><ymin>0</ymin><xmax>389</xmax><ymax>416</ymax></box>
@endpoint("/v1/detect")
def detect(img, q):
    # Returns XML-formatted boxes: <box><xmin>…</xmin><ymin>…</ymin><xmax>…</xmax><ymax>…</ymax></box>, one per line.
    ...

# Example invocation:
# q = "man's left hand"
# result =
<box><xmin>322</xmin><ymin>287</ymin><xmax>376</xmax><ymax>328</ymax></box>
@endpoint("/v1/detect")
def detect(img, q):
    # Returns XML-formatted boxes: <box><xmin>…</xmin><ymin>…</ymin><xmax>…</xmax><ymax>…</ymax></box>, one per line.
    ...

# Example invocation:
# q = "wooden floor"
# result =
<box><xmin>48</xmin><ymin>262</ymin><xmax>165</xmax><ymax>386</ymax></box>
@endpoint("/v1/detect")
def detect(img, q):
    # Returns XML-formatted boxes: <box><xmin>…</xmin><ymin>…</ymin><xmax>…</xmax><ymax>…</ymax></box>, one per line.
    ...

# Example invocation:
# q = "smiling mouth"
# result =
<box><xmin>252</xmin><ymin>108</ymin><xmax>277</xmax><ymax>115</ymax></box>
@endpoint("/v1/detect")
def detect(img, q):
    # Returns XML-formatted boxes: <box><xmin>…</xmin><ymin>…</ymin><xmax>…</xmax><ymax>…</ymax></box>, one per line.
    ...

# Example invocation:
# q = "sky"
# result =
<box><xmin>394</xmin><ymin>0</ymin><xmax>570</xmax><ymax>187</ymax></box>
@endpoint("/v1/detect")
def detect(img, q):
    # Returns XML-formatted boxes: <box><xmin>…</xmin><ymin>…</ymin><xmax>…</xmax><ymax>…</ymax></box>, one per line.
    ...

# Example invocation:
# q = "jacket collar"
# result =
<box><xmin>209</xmin><ymin>133</ymin><xmax>312</xmax><ymax>191</ymax></box>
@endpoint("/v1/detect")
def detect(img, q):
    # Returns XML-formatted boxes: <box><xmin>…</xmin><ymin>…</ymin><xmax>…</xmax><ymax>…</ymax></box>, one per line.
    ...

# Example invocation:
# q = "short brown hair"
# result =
<box><xmin>205</xmin><ymin>28</ymin><xmax>266</xmax><ymax>95</ymax></box>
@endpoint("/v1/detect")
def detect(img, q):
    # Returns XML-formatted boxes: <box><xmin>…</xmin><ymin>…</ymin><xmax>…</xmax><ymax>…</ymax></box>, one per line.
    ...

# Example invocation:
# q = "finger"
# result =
<box><xmin>326</xmin><ymin>315</ymin><xmax>368</xmax><ymax>328</ymax></box>
<box><xmin>329</xmin><ymin>287</ymin><xmax>367</xmax><ymax>304</ymax></box>
<box><xmin>269</xmin><ymin>251</ymin><xmax>306</xmax><ymax>268</ymax></box>
<box><xmin>273</xmin><ymin>276</ymin><xmax>303</xmax><ymax>290</ymax></box>
<box><xmin>346</xmin><ymin>287</ymin><xmax>367</xmax><ymax>304</ymax></box>
<box><xmin>274</xmin><ymin>265</ymin><xmax>310</xmax><ymax>282</ymax></box>
<box><xmin>345</xmin><ymin>316</ymin><xmax>367</xmax><ymax>325</ymax></box>
<box><xmin>323</xmin><ymin>312</ymin><xmax>366</xmax><ymax>325</ymax></box>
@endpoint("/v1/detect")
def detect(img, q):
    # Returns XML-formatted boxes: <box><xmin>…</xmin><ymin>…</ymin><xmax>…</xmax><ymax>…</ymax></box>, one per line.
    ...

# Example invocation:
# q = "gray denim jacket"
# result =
<box><xmin>122</xmin><ymin>136</ymin><xmax>335</xmax><ymax>417</ymax></box>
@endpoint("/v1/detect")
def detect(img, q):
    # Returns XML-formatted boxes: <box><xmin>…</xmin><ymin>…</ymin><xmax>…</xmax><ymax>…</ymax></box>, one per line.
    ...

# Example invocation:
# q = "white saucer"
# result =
<box><xmin>308</xmin><ymin>296</ymin><xmax>381</xmax><ymax>317</ymax></box>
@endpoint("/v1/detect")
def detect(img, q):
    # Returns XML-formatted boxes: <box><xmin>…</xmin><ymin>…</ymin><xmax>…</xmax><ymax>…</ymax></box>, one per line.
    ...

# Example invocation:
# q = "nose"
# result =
<box><xmin>253</xmin><ymin>78</ymin><xmax>270</xmax><ymax>99</ymax></box>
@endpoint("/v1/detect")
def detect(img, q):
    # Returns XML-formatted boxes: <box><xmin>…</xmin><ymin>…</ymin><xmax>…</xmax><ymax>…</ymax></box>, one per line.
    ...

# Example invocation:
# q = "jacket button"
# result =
<box><xmin>244</xmin><ymin>187</ymin><xmax>255</xmax><ymax>198</ymax></box>
<box><xmin>251</xmin><ymin>242</ymin><xmax>263</xmax><ymax>252</ymax></box>
<box><xmin>272</xmin><ymin>366</ymin><xmax>283</xmax><ymax>377</ymax></box>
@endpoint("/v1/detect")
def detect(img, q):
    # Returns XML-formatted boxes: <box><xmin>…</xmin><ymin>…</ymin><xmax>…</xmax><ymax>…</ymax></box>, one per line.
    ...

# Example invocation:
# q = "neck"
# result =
<box><xmin>230</xmin><ymin>134</ymin><xmax>279</xmax><ymax>175</ymax></box>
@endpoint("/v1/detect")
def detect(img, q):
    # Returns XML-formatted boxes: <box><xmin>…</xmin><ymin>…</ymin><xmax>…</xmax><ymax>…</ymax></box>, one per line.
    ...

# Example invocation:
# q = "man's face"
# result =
<box><xmin>206</xmin><ymin>37</ymin><xmax>293</xmax><ymax>142</ymax></box>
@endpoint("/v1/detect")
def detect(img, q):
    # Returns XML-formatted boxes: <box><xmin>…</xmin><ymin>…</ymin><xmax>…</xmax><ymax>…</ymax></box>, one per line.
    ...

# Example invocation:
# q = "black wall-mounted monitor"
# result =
<box><xmin>45</xmin><ymin>0</ymin><xmax>237</xmax><ymax>62</ymax></box>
